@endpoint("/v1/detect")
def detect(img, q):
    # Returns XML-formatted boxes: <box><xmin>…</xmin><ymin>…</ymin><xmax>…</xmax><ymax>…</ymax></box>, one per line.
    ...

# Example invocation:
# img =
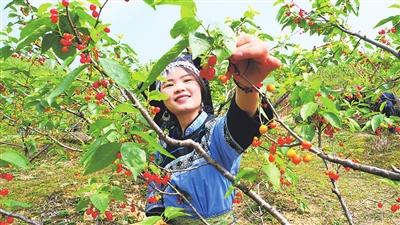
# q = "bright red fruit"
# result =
<box><xmin>207</xmin><ymin>55</ymin><xmax>217</xmax><ymax>66</ymax></box>
<box><xmin>86</xmin><ymin>207</ymin><xmax>93</xmax><ymax>215</ymax></box>
<box><xmin>50</xmin><ymin>14</ymin><xmax>58</xmax><ymax>23</ymax></box>
<box><xmin>104</xmin><ymin>27</ymin><xmax>110</xmax><ymax>33</ymax></box>
<box><xmin>377</xmin><ymin>201</ymin><xmax>383</xmax><ymax>209</ymax></box>
<box><xmin>105</xmin><ymin>211</ymin><xmax>113</xmax><ymax>221</ymax></box>
<box><xmin>89</xmin><ymin>4</ymin><xmax>97</xmax><ymax>11</ymax></box>
<box><xmin>61</xmin><ymin>0</ymin><xmax>69</xmax><ymax>7</ymax></box>
<box><xmin>391</xmin><ymin>204</ymin><xmax>399</xmax><ymax>213</ymax></box>
<box><xmin>268</xmin><ymin>154</ymin><xmax>276</xmax><ymax>163</ymax></box>
<box><xmin>92</xmin><ymin>10</ymin><xmax>99</xmax><ymax>18</ymax></box>
<box><xmin>95</xmin><ymin>92</ymin><xmax>106</xmax><ymax>101</ymax></box>
<box><xmin>116</xmin><ymin>152</ymin><xmax>122</xmax><ymax>159</ymax></box>
<box><xmin>61</xmin><ymin>46</ymin><xmax>69</xmax><ymax>53</ymax></box>
<box><xmin>50</xmin><ymin>8</ymin><xmax>58</xmax><ymax>14</ymax></box>
<box><xmin>92</xmin><ymin>81</ymin><xmax>101</xmax><ymax>89</ymax></box>
<box><xmin>100</xmin><ymin>79</ymin><xmax>109</xmax><ymax>88</ymax></box>
<box><xmin>6</xmin><ymin>216</ymin><xmax>14</xmax><ymax>223</ymax></box>
<box><xmin>301</xmin><ymin>140</ymin><xmax>312</xmax><ymax>150</ymax></box>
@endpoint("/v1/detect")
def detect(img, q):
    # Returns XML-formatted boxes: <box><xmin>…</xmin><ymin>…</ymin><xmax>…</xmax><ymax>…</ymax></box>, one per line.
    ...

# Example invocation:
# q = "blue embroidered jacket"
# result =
<box><xmin>145</xmin><ymin>98</ymin><xmax>272</xmax><ymax>219</ymax></box>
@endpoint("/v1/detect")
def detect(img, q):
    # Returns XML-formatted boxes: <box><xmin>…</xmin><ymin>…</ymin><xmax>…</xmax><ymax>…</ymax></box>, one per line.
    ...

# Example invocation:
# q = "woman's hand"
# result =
<box><xmin>230</xmin><ymin>34</ymin><xmax>281</xmax><ymax>85</ymax></box>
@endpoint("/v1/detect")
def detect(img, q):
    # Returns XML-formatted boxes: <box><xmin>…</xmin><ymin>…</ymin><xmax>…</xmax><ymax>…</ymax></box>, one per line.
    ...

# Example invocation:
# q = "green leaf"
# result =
<box><xmin>2</xmin><ymin>199</ymin><xmax>31</xmax><ymax>209</ymax></box>
<box><xmin>300</xmin><ymin>102</ymin><xmax>318</xmax><ymax>120</ymax></box>
<box><xmin>99</xmin><ymin>58</ymin><xmax>132</xmax><ymax>90</ymax></box>
<box><xmin>121</xmin><ymin>142</ymin><xmax>146</xmax><ymax>180</ymax></box>
<box><xmin>374</xmin><ymin>15</ymin><xmax>400</xmax><ymax>28</ymax></box>
<box><xmin>20</xmin><ymin>17</ymin><xmax>51</xmax><ymax>40</ymax></box>
<box><xmin>89</xmin><ymin>119</ymin><xmax>114</xmax><ymax>135</ymax></box>
<box><xmin>371</xmin><ymin>114</ymin><xmax>385</xmax><ymax>132</ymax></box>
<box><xmin>37</xmin><ymin>3</ymin><xmax>52</xmax><ymax>16</ymax></box>
<box><xmin>321</xmin><ymin>111</ymin><xmax>342</xmax><ymax>128</ymax></box>
<box><xmin>321</xmin><ymin>96</ymin><xmax>339</xmax><ymax>114</ymax></box>
<box><xmin>163</xmin><ymin>207</ymin><xmax>190</xmax><ymax>220</ymax></box>
<box><xmin>140</xmin><ymin>216</ymin><xmax>163</xmax><ymax>225</ymax></box>
<box><xmin>41</xmin><ymin>32</ymin><xmax>58</xmax><ymax>53</ymax></box>
<box><xmin>0</xmin><ymin>150</ymin><xmax>29</xmax><ymax>169</ymax></box>
<box><xmin>132</xmin><ymin>131</ymin><xmax>175</xmax><ymax>159</ymax></box>
<box><xmin>90</xmin><ymin>193</ymin><xmax>110</xmax><ymax>213</ymax></box>
<box><xmin>189</xmin><ymin>32</ymin><xmax>210</xmax><ymax>59</ymax></box>
<box><xmin>300</xmin><ymin>124</ymin><xmax>315</xmax><ymax>141</ymax></box>
<box><xmin>0</xmin><ymin>46</ymin><xmax>13</xmax><ymax>59</ymax></box>
<box><xmin>347</xmin><ymin>118</ymin><xmax>361</xmax><ymax>132</ymax></box>
<box><xmin>262</xmin><ymin>163</ymin><xmax>280</xmax><ymax>190</ymax></box>
<box><xmin>75</xmin><ymin>198</ymin><xmax>90</xmax><ymax>211</ymax></box>
<box><xmin>17</xmin><ymin>25</ymin><xmax>52</xmax><ymax>50</ymax></box>
<box><xmin>113</xmin><ymin>103</ymin><xmax>138</xmax><ymax>114</ymax></box>
<box><xmin>84</xmin><ymin>142</ymin><xmax>121</xmax><ymax>175</ymax></box>
<box><xmin>170</xmin><ymin>17</ymin><xmax>201</xmax><ymax>39</ymax></box>
<box><xmin>148</xmin><ymin>90</ymin><xmax>168</xmax><ymax>101</ymax></box>
<box><xmin>46</xmin><ymin>65</ymin><xmax>88</xmax><ymax>105</ymax></box>
<box><xmin>235</xmin><ymin>167</ymin><xmax>257</xmax><ymax>183</ymax></box>
<box><xmin>140</xmin><ymin>38</ymin><xmax>189</xmax><ymax>92</ymax></box>
<box><xmin>110</xmin><ymin>186</ymin><xmax>126</xmax><ymax>202</ymax></box>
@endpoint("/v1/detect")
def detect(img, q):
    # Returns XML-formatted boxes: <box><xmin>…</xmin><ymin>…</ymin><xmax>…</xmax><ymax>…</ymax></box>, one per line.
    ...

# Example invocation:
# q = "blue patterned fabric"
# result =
<box><xmin>145</xmin><ymin>110</ymin><xmax>243</xmax><ymax>219</ymax></box>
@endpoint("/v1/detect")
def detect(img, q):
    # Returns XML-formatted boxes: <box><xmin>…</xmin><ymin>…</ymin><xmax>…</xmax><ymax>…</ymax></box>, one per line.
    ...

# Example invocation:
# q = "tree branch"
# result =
<box><xmin>0</xmin><ymin>209</ymin><xmax>42</xmax><ymax>225</ymax></box>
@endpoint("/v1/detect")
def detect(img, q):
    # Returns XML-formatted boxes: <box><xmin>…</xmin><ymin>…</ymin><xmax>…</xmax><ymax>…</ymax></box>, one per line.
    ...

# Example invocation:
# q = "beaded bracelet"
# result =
<box><xmin>233</xmin><ymin>78</ymin><xmax>254</xmax><ymax>93</ymax></box>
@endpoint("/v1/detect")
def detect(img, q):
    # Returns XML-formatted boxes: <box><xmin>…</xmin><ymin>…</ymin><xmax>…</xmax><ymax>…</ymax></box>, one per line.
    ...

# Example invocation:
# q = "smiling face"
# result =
<box><xmin>160</xmin><ymin>67</ymin><xmax>202</xmax><ymax>119</ymax></box>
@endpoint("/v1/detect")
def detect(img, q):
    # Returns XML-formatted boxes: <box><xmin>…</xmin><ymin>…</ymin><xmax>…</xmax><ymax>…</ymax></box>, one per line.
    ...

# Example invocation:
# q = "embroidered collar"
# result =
<box><xmin>183</xmin><ymin>111</ymin><xmax>208</xmax><ymax>137</ymax></box>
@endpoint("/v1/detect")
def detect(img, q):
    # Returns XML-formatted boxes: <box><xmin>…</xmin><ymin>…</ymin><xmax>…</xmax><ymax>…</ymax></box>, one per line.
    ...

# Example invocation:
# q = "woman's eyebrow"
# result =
<box><xmin>165</xmin><ymin>74</ymin><xmax>192</xmax><ymax>82</ymax></box>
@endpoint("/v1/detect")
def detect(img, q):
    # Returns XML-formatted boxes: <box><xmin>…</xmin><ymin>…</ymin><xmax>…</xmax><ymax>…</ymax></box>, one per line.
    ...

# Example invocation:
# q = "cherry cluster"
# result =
<box><xmin>377</xmin><ymin>27</ymin><xmax>397</xmax><ymax>44</ymax></box>
<box><xmin>114</xmin><ymin>152</ymin><xmax>133</xmax><ymax>177</ymax></box>
<box><xmin>142</xmin><ymin>172</ymin><xmax>171</xmax><ymax>186</ymax></box>
<box><xmin>232</xmin><ymin>191</ymin><xmax>243</xmax><ymax>204</ymax></box>
<box><xmin>49</xmin><ymin>8</ymin><xmax>59</xmax><ymax>24</ymax></box>
<box><xmin>0</xmin><ymin>216</ymin><xmax>14</xmax><ymax>225</ymax></box>
<box><xmin>200</xmin><ymin>55</ymin><xmax>217</xmax><ymax>81</ymax></box>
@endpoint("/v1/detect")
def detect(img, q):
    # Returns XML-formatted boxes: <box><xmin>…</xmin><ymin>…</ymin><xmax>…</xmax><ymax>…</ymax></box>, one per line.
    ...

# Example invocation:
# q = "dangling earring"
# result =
<box><xmin>162</xmin><ymin>110</ymin><xmax>170</xmax><ymax>122</ymax></box>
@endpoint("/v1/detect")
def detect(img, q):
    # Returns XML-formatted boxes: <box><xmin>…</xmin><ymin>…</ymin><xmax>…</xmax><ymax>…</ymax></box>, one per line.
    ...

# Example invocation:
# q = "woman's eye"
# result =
<box><xmin>184</xmin><ymin>79</ymin><xmax>193</xmax><ymax>83</ymax></box>
<box><xmin>163</xmin><ymin>83</ymin><xmax>173</xmax><ymax>88</ymax></box>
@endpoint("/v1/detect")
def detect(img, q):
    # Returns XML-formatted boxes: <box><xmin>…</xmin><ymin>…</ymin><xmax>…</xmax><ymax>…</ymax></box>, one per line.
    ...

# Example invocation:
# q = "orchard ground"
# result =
<box><xmin>1</xmin><ymin>121</ymin><xmax>399</xmax><ymax>225</ymax></box>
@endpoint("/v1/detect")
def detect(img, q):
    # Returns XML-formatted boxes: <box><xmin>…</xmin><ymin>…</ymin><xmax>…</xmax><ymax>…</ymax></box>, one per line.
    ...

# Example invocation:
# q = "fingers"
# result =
<box><xmin>263</xmin><ymin>56</ymin><xmax>282</xmax><ymax>74</ymax></box>
<box><xmin>231</xmin><ymin>41</ymin><xmax>268</xmax><ymax>62</ymax></box>
<box><xmin>236</xmin><ymin>34</ymin><xmax>257</xmax><ymax>47</ymax></box>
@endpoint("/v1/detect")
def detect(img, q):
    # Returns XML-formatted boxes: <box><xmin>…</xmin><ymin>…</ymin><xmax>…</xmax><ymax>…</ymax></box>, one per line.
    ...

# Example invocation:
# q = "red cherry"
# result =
<box><xmin>291</xmin><ymin>155</ymin><xmax>302</xmax><ymax>165</ymax></box>
<box><xmin>61</xmin><ymin>0</ymin><xmax>69</xmax><ymax>7</ymax></box>
<box><xmin>92</xmin><ymin>10</ymin><xmax>99</xmax><ymax>18</ymax></box>
<box><xmin>95</xmin><ymin>92</ymin><xmax>106</xmax><ymax>101</ymax></box>
<box><xmin>104</xmin><ymin>27</ymin><xmax>110</xmax><ymax>33</ymax></box>
<box><xmin>92</xmin><ymin>81</ymin><xmax>101</xmax><ymax>89</ymax></box>
<box><xmin>391</xmin><ymin>27</ymin><xmax>397</xmax><ymax>33</ymax></box>
<box><xmin>100</xmin><ymin>79</ymin><xmax>109</xmax><ymax>88</ymax></box>
<box><xmin>50</xmin><ymin>15</ymin><xmax>58</xmax><ymax>23</ymax></box>
<box><xmin>63</xmin><ymin>33</ymin><xmax>73</xmax><ymax>40</ymax></box>
<box><xmin>301</xmin><ymin>140</ymin><xmax>312</xmax><ymax>150</ymax></box>
<box><xmin>105</xmin><ymin>211</ymin><xmax>113</xmax><ymax>221</ymax></box>
<box><xmin>116</xmin><ymin>152</ymin><xmax>122</xmax><ymax>159</ymax></box>
<box><xmin>89</xmin><ymin>4</ymin><xmax>97</xmax><ymax>11</ymax></box>
<box><xmin>91</xmin><ymin>210</ymin><xmax>99</xmax><ymax>219</ymax></box>
<box><xmin>390</xmin><ymin>204</ymin><xmax>399</xmax><ymax>213</ymax></box>
<box><xmin>50</xmin><ymin>8</ymin><xmax>58</xmax><ymax>14</ymax></box>
<box><xmin>61</xmin><ymin>46</ymin><xmax>69</xmax><ymax>53</ymax></box>
<box><xmin>76</xmin><ymin>44</ymin><xmax>86</xmax><ymax>50</ymax></box>
<box><xmin>207</xmin><ymin>55</ymin><xmax>217</xmax><ymax>67</ymax></box>
<box><xmin>377</xmin><ymin>201</ymin><xmax>383</xmax><ymax>209</ymax></box>
<box><xmin>277</xmin><ymin>136</ymin><xmax>285</xmax><ymax>146</ymax></box>
<box><xmin>268</xmin><ymin>154</ymin><xmax>276</xmax><ymax>163</ymax></box>
<box><xmin>85</xmin><ymin>207</ymin><xmax>93</xmax><ymax>215</ymax></box>
<box><xmin>269</xmin><ymin>144</ymin><xmax>277</xmax><ymax>154</ymax></box>
<box><xmin>6</xmin><ymin>216</ymin><xmax>14</xmax><ymax>223</ymax></box>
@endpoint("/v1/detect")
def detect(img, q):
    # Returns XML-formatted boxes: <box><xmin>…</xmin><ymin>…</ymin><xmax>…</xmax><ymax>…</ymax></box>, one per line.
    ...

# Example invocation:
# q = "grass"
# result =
<box><xmin>238</xmin><ymin>131</ymin><xmax>400</xmax><ymax>225</ymax></box>
<box><xmin>1</xmin><ymin>127</ymin><xmax>399</xmax><ymax>225</ymax></box>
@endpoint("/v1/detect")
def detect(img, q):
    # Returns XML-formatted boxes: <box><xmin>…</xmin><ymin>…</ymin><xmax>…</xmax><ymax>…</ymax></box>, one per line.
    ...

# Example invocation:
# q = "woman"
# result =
<box><xmin>145</xmin><ymin>34</ymin><xmax>281</xmax><ymax>224</ymax></box>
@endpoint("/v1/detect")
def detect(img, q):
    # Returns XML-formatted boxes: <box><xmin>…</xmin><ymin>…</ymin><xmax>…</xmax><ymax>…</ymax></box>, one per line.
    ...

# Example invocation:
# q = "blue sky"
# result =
<box><xmin>1</xmin><ymin>0</ymin><xmax>398</xmax><ymax>63</ymax></box>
